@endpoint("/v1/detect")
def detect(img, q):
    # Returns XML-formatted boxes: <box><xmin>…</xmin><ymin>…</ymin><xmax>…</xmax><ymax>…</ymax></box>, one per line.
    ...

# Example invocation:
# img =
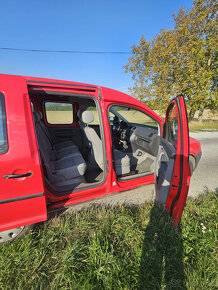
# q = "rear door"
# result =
<box><xmin>0</xmin><ymin>75</ymin><xmax>47</xmax><ymax>232</ymax></box>
<box><xmin>155</xmin><ymin>95</ymin><xmax>191</xmax><ymax>227</ymax></box>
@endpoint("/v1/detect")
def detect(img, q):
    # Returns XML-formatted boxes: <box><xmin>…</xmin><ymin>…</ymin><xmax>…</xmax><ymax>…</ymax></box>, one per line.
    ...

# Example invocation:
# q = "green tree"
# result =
<box><xmin>125</xmin><ymin>0</ymin><xmax>218</xmax><ymax>119</ymax></box>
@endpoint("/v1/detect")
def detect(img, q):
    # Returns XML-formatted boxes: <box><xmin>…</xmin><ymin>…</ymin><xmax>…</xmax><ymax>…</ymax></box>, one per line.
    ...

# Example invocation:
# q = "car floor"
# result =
<box><xmin>84</xmin><ymin>168</ymin><xmax>103</xmax><ymax>183</ymax></box>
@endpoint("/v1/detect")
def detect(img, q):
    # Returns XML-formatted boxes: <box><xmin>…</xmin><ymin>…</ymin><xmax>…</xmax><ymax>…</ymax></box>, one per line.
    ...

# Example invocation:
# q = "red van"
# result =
<box><xmin>0</xmin><ymin>74</ymin><xmax>201</xmax><ymax>244</ymax></box>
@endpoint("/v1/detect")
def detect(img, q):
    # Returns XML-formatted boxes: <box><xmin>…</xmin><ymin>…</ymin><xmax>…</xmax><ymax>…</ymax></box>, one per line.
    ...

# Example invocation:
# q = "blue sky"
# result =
<box><xmin>1</xmin><ymin>0</ymin><xmax>193</xmax><ymax>93</ymax></box>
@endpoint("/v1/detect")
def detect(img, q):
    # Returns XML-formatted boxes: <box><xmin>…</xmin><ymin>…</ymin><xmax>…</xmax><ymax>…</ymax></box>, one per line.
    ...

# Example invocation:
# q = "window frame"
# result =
<box><xmin>165</xmin><ymin>102</ymin><xmax>178</xmax><ymax>146</ymax></box>
<box><xmin>0</xmin><ymin>92</ymin><xmax>8</xmax><ymax>155</ymax></box>
<box><xmin>108</xmin><ymin>103</ymin><xmax>160</xmax><ymax>132</ymax></box>
<box><xmin>107</xmin><ymin>103</ymin><xmax>161</xmax><ymax>181</ymax></box>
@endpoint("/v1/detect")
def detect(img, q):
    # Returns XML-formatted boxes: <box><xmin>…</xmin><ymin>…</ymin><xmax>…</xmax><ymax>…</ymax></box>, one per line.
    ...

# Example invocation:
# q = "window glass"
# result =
<box><xmin>109</xmin><ymin>105</ymin><xmax>158</xmax><ymax>128</ymax></box>
<box><xmin>45</xmin><ymin>102</ymin><xmax>73</xmax><ymax>124</ymax></box>
<box><xmin>166</xmin><ymin>102</ymin><xmax>178</xmax><ymax>145</ymax></box>
<box><xmin>0</xmin><ymin>93</ymin><xmax>8</xmax><ymax>154</ymax></box>
<box><xmin>108</xmin><ymin>104</ymin><xmax>159</xmax><ymax>178</ymax></box>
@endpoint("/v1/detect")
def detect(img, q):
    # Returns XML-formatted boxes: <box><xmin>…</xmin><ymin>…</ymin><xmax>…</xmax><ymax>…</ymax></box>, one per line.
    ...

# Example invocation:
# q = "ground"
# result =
<box><xmin>64</xmin><ymin>131</ymin><xmax>218</xmax><ymax>213</ymax></box>
<box><xmin>0</xmin><ymin>193</ymin><xmax>217</xmax><ymax>289</ymax></box>
<box><xmin>188</xmin><ymin>132</ymin><xmax>218</xmax><ymax>197</ymax></box>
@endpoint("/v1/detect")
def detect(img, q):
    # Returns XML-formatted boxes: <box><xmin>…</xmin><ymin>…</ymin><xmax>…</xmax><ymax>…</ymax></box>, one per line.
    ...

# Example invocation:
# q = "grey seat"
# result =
<box><xmin>33</xmin><ymin>112</ymin><xmax>87</xmax><ymax>190</ymax></box>
<box><xmin>79</xmin><ymin>110</ymin><xmax>130</xmax><ymax>175</ymax></box>
<box><xmin>34</xmin><ymin>111</ymin><xmax>79</xmax><ymax>159</ymax></box>
<box><xmin>113</xmin><ymin>149</ymin><xmax>130</xmax><ymax>175</ymax></box>
<box><xmin>36</xmin><ymin>111</ymin><xmax>78</xmax><ymax>155</ymax></box>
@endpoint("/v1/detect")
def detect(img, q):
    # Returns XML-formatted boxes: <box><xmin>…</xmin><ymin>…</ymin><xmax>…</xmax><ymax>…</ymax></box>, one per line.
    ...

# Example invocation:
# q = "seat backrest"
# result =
<box><xmin>80</xmin><ymin>111</ymin><xmax>104</xmax><ymax>170</ymax></box>
<box><xmin>36</xmin><ymin>111</ymin><xmax>54</xmax><ymax>145</ymax></box>
<box><xmin>33</xmin><ymin>111</ymin><xmax>53</xmax><ymax>167</ymax></box>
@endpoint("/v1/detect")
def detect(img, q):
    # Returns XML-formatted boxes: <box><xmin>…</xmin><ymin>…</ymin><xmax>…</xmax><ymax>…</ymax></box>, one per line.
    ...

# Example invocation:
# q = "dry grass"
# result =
<box><xmin>47</xmin><ymin>110</ymin><xmax>158</xmax><ymax>126</ymax></box>
<box><xmin>189</xmin><ymin>120</ymin><xmax>218</xmax><ymax>131</ymax></box>
<box><xmin>46</xmin><ymin>111</ymin><xmax>73</xmax><ymax>124</ymax></box>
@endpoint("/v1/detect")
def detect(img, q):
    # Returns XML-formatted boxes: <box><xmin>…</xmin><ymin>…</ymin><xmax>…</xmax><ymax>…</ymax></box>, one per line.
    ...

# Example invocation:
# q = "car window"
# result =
<box><xmin>0</xmin><ymin>93</ymin><xmax>8</xmax><ymax>154</ymax></box>
<box><xmin>109</xmin><ymin>105</ymin><xmax>158</xmax><ymax>128</ymax></box>
<box><xmin>166</xmin><ymin>102</ymin><xmax>178</xmax><ymax>145</ymax></box>
<box><xmin>45</xmin><ymin>102</ymin><xmax>73</xmax><ymax>124</ymax></box>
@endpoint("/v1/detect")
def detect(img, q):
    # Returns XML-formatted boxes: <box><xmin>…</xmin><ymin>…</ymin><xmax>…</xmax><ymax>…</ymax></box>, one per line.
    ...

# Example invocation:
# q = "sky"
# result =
<box><xmin>1</xmin><ymin>0</ymin><xmax>193</xmax><ymax>93</ymax></box>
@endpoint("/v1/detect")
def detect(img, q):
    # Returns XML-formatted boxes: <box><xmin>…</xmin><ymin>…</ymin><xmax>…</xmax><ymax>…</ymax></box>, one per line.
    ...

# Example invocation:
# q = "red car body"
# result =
<box><xmin>0</xmin><ymin>74</ymin><xmax>201</xmax><ymax>243</ymax></box>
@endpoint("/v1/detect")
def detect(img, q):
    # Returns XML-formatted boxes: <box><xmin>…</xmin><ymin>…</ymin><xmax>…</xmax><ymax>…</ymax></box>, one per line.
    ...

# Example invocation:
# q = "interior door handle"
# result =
<box><xmin>3</xmin><ymin>172</ymin><xmax>32</xmax><ymax>179</ymax></box>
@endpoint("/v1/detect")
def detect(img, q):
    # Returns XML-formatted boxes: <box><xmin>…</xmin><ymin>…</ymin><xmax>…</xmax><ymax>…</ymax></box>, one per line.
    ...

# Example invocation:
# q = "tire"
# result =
<box><xmin>0</xmin><ymin>225</ymin><xmax>33</xmax><ymax>246</ymax></box>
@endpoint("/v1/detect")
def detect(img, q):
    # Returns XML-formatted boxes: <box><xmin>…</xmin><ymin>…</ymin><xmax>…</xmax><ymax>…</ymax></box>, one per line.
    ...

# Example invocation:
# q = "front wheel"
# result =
<box><xmin>0</xmin><ymin>225</ymin><xmax>32</xmax><ymax>246</ymax></box>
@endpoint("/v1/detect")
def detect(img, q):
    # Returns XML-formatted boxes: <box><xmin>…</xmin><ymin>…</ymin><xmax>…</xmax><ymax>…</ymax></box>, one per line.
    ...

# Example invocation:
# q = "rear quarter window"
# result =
<box><xmin>45</xmin><ymin>102</ymin><xmax>73</xmax><ymax>124</ymax></box>
<box><xmin>0</xmin><ymin>93</ymin><xmax>8</xmax><ymax>154</ymax></box>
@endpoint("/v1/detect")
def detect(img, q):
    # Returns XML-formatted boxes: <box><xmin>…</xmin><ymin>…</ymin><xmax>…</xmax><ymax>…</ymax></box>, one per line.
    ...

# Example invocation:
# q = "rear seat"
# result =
<box><xmin>36</xmin><ymin>111</ymin><xmax>78</xmax><ymax>158</ymax></box>
<box><xmin>33</xmin><ymin>111</ymin><xmax>87</xmax><ymax>190</ymax></box>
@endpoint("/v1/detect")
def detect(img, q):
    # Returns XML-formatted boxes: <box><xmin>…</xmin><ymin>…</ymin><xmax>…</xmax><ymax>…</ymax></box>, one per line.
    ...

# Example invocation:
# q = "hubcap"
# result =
<box><xmin>0</xmin><ymin>227</ymin><xmax>24</xmax><ymax>243</ymax></box>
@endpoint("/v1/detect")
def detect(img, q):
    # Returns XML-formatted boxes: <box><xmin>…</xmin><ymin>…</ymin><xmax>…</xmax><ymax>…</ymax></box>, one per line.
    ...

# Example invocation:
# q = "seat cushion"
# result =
<box><xmin>51</xmin><ymin>153</ymin><xmax>87</xmax><ymax>180</ymax></box>
<box><xmin>54</xmin><ymin>141</ymin><xmax>77</xmax><ymax>151</ymax></box>
<box><xmin>55</xmin><ymin>145</ymin><xmax>80</xmax><ymax>160</ymax></box>
<box><xmin>114</xmin><ymin>149</ymin><xmax>130</xmax><ymax>175</ymax></box>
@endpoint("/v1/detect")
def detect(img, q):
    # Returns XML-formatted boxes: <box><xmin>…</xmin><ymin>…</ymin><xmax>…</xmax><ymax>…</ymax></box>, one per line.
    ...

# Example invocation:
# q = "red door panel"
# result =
<box><xmin>0</xmin><ymin>74</ymin><xmax>47</xmax><ymax>231</ymax></box>
<box><xmin>0</xmin><ymin>196</ymin><xmax>47</xmax><ymax>232</ymax></box>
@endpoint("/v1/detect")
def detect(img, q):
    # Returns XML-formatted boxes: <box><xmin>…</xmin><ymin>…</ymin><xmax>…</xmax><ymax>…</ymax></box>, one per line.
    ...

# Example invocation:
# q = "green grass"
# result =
<box><xmin>0</xmin><ymin>192</ymin><xmax>217</xmax><ymax>289</ymax></box>
<box><xmin>189</xmin><ymin>121</ymin><xmax>218</xmax><ymax>132</ymax></box>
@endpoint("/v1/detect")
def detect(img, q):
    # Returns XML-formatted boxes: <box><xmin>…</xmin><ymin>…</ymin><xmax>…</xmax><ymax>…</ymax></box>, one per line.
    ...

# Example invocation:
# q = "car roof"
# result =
<box><xmin>0</xmin><ymin>73</ymin><xmax>163</xmax><ymax>122</ymax></box>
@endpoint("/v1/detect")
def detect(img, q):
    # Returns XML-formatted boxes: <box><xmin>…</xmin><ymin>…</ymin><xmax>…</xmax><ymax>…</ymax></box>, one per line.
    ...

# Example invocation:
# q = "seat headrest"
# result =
<box><xmin>81</xmin><ymin>111</ymin><xmax>94</xmax><ymax>124</ymax></box>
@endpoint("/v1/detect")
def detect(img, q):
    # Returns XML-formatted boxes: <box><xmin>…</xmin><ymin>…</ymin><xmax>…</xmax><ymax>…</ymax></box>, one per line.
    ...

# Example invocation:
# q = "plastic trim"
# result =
<box><xmin>0</xmin><ymin>192</ymin><xmax>44</xmax><ymax>205</ymax></box>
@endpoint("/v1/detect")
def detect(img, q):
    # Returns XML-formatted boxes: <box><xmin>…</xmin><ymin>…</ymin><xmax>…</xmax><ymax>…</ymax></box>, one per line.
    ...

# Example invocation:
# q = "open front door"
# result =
<box><xmin>155</xmin><ymin>95</ymin><xmax>191</xmax><ymax>227</ymax></box>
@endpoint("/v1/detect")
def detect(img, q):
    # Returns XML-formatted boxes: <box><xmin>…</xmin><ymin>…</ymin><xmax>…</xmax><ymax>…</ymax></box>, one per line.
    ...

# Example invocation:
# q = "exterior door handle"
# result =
<box><xmin>3</xmin><ymin>172</ymin><xmax>32</xmax><ymax>179</ymax></box>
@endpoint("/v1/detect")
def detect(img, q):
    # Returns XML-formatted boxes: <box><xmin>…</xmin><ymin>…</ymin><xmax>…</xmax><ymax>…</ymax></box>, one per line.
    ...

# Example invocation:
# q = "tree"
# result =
<box><xmin>125</xmin><ymin>0</ymin><xmax>218</xmax><ymax>119</ymax></box>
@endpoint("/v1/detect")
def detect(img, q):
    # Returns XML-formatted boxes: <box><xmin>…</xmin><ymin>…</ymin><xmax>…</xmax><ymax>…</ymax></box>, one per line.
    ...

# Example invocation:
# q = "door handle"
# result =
<box><xmin>3</xmin><ymin>172</ymin><xmax>32</xmax><ymax>179</ymax></box>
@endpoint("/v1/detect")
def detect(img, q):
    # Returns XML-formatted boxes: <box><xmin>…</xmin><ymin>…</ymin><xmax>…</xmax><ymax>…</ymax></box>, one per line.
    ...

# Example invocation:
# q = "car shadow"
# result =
<box><xmin>139</xmin><ymin>204</ymin><xmax>186</xmax><ymax>289</ymax></box>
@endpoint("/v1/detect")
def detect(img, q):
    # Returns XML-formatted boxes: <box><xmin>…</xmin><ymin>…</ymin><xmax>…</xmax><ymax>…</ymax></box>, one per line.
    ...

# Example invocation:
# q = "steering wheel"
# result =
<box><xmin>112</xmin><ymin>116</ymin><xmax>120</xmax><ymax>133</ymax></box>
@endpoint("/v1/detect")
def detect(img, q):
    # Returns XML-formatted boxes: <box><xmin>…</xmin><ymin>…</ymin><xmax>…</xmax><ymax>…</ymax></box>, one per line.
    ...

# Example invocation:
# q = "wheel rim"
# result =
<box><xmin>0</xmin><ymin>227</ymin><xmax>24</xmax><ymax>243</ymax></box>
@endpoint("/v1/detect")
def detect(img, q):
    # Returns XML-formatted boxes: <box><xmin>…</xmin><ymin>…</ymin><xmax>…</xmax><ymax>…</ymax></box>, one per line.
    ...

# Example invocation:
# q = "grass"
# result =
<box><xmin>47</xmin><ymin>110</ymin><xmax>158</xmax><ymax>127</ymax></box>
<box><xmin>189</xmin><ymin>120</ymin><xmax>218</xmax><ymax>132</ymax></box>
<box><xmin>0</xmin><ymin>192</ymin><xmax>217</xmax><ymax>289</ymax></box>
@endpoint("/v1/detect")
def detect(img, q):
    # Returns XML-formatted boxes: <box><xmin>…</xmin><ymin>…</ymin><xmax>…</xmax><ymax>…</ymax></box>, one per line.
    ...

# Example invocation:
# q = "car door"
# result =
<box><xmin>155</xmin><ymin>95</ymin><xmax>191</xmax><ymax>227</ymax></box>
<box><xmin>0</xmin><ymin>75</ymin><xmax>47</xmax><ymax>232</ymax></box>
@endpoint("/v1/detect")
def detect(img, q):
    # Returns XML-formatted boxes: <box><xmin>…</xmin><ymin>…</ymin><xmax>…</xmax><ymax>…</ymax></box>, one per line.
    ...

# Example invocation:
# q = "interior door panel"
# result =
<box><xmin>130</xmin><ymin>126</ymin><xmax>160</xmax><ymax>157</ymax></box>
<box><xmin>155</xmin><ymin>95</ymin><xmax>191</xmax><ymax>227</ymax></box>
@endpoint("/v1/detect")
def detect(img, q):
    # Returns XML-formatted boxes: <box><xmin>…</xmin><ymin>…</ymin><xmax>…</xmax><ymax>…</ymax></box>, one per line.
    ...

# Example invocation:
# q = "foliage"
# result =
<box><xmin>125</xmin><ymin>0</ymin><xmax>218</xmax><ymax>119</ymax></box>
<box><xmin>46</xmin><ymin>105</ymin><xmax>72</xmax><ymax>111</ymax></box>
<box><xmin>0</xmin><ymin>192</ymin><xmax>217</xmax><ymax>289</ymax></box>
